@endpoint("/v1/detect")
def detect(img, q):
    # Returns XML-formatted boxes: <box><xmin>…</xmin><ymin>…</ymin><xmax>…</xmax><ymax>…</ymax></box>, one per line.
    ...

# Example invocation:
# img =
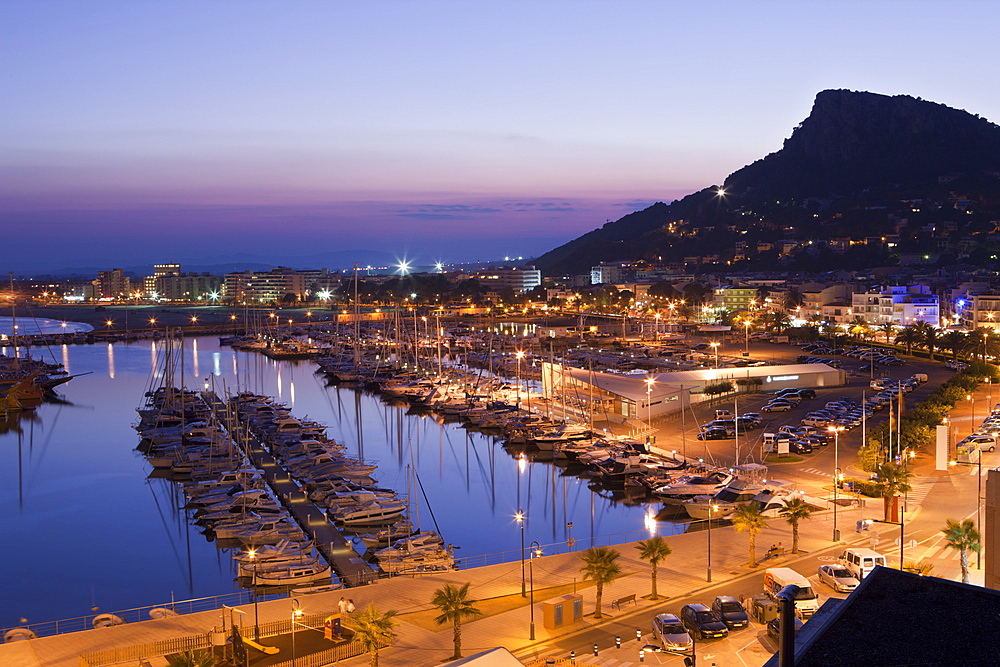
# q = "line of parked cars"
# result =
<box><xmin>799</xmin><ymin>343</ymin><xmax>905</xmax><ymax>369</ymax></box>
<box><xmin>653</xmin><ymin>596</ymin><xmax>751</xmax><ymax>653</ymax></box>
<box><xmin>697</xmin><ymin>411</ymin><xmax>764</xmax><ymax>440</ymax></box>
<box><xmin>761</xmin><ymin>387</ymin><xmax>817</xmax><ymax>413</ymax></box>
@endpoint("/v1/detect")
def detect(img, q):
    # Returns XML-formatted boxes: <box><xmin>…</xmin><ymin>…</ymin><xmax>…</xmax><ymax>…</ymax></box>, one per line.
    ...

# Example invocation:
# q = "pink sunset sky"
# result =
<box><xmin>3</xmin><ymin>0</ymin><xmax>1000</xmax><ymax>271</ymax></box>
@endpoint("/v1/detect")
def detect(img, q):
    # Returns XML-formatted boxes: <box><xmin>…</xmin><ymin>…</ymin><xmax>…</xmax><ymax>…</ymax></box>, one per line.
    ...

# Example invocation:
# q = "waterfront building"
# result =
<box><xmin>954</xmin><ymin>293</ymin><xmax>1000</xmax><ymax>331</ymax></box>
<box><xmin>851</xmin><ymin>285</ymin><xmax>939</xmax><ymax>326</ymax></box>
<box><xmin>223</xmin><ymin>267</ymin><xmax>309</xmax><ymax>303</ymax></box>
<box><xmin>468</xmin><ymin>266</ymin><xmax>542</xmax><ymax>293</ymax></box>
<box><xmin>143</xmin><ymin>263</ymin><xmax>181</xmax><ymax>296</ymax></box>
<box><xmin>92</xmin><ymin>269</ymin><xmax>131</xmax><ymax>300</ymax></box>
<box><xmin>154</xmin><ymin>273</ymin><xmax>222</xmax><ymax>302</ymax></box>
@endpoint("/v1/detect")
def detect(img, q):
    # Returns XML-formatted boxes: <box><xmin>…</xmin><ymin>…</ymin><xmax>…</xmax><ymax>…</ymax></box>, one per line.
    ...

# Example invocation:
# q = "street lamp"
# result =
<box><xmin>709</xmin><ymin>341</ymin><xmax>719</xmax><ymax>369</ymax></box>
<box><xmin>950</xmin><ymin>456</ymin><xmax>983</xmax><ymax>570</ymax></box>
<box><xmin>515</xmin><ymin>350</ymin><xmax>525</xmax><ymax>408</ymax></box>
<box><xmin>707</xmin><ymin>503</ymin><xmax>718</xmax><ymax>582</ymax></box>
<box><xmin>645</xmin><ymin>377</ymin><xmax>655</xmax><ymax>427</ymax></box>
<box><xmin>516</xmin><ymin>509</ymin><xmax>526</xmax><ymax>597</ymax></box>
<box><xmin>291</xmin><ymin>599</ymin><xmax>303</xmax><ymax>667</ymax></box>
<box><xmin>968</xmin><ymin>394</ymin><xmax>976</xmax><ymax>435</ymax></box>
<box><xmin>247</xmin><ymin>549</ymin><xmax>260</xmax><ymax>639</ymax></box>
<box><xmin>866</xmin><ymin>518</ymin><xmax>905</xmax><ymax>571</ymax></box>
<box><xmin>828</xmin><ymin>426</ymin><xmax>844</xmax><ymax>541</ymax></box>
<box><xmin>743</xmin><ymin>319</ymin><xmax>751</xmax><ymax>356</ymax></box>
<box><xmin>529</xmin><ymin>541</ymin><xmax>541</xmax><ymax>640</ymax></box>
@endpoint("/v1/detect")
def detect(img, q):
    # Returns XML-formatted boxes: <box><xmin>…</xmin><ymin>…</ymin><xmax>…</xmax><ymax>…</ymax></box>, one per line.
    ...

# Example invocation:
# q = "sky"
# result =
<box><xmin>3</xmin><ymin>0</ymin><xmax>1000</xmax><ymax>272</ymax></box>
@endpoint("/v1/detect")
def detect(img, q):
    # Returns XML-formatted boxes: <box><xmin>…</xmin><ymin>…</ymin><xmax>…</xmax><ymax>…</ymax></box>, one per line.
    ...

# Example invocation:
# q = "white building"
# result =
<box><xmin>851</xmin><ymin>285</ymin><xmax>939</xmax><ymax>326</ymax></box>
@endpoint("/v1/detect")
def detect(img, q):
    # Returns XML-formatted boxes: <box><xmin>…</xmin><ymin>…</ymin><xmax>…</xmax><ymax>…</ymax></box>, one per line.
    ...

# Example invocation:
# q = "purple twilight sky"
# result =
<box><xmin>3</xmin><ymin>0</ymin><xmax>1000</xmax><ymax>272</ymax></box>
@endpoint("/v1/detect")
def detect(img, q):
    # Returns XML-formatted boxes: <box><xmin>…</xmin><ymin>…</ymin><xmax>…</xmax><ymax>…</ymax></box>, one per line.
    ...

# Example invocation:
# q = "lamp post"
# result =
<box><xmin>743</xmin><ymin>319</ymin><xmax>751</xmax><ymax>356</ymax></box>
<box><xmin>645</xmin><ymin>378</ymin><xmax>655</xmax><ymax>429</ymax></box>
<box><xmin>868</xmin><ymin>518</ymin><xmax>905</xmax><ymax>570</ymax></box>
<box><xmin>516</xmin><ymin>509</ymin><xmax>526</xmax><ymax>597</ymax></box>
<box><xmin>706</xmin><ymin>503</ymin><xmax>718</xmax><ymax>582</ymax></box>
<box><xmin>516</xmin><ymin>350</ymin><xmax>525</xmax><ymax>408</ymax></box>
<box><xmin>828</xmin><ymin>426</ymin><xmax>844</xmax><ymax>541</ymax></box>
<box><xmin>247</xmin><ymin>549</ymin><xmax>260</xmax><ymax>640</ymax></box>
<box><xmin>529</xmin><ymin>541</ymin><xmax>541</xmax><ymax>640</ymax></box>
<box><xmin>291</xmin><ymin>599</ymin><xmax>303</xmax><ymax>667</ymax></box>
<box><xmin>968</xmin><ymin>394</ymin><xmax>976</xmax><ymax>435</ymax></box>
<box><xmin>950</xmin><ymin>456</ymin><xmax>983</xmax><ymax>569</ymax></box>
<box><xmin>710</xmin><ymin>342</ymin><xmax>719</xmax><ymax>369</ymax></box>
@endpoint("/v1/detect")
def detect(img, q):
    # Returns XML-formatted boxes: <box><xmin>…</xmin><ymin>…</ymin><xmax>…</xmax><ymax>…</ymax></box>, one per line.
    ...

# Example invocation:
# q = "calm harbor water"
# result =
<box><xmin>0</xmin><ymin>337</ymin><xmax>669</xmax><ymax>628</ymax></box>
<box><xmin>0</xmin><ymin>315</ymin><xmax>93</xmax><ymax>336</ymax></box>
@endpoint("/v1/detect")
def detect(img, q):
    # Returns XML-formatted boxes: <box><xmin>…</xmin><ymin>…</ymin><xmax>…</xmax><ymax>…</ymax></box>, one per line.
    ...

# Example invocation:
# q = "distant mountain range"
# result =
<box><xmin>534</xmin><ymin>89</ymin><xmax>1000</xmax><ymax>275</ymax></box>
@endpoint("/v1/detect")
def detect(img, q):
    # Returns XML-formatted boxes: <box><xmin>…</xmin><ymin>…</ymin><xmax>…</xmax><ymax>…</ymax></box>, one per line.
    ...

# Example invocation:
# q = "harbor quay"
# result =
<box><xmin>0</xmin><ymin>498</ymin><xmax>890</xmax><ymax>667</ymax></box>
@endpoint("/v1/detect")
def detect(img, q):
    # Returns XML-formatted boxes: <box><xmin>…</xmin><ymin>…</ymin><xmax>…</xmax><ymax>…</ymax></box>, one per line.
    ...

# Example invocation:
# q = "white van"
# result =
<box><xmin>839</xmin><ymin>548</ymin><xmax>886</xmax><ymax>580</ymax></box>
<box><xmin>763</xmin><ymin>567</ymin><xmax>819</xmax><ymax>617</ymax></box>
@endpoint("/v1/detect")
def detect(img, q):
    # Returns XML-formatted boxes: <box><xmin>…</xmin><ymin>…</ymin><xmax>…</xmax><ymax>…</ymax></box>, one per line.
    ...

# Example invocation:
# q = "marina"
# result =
<box><xmin>0</xmin><ymin>335</ymin><xmax>670</xmax><ymax>630</ymax></box>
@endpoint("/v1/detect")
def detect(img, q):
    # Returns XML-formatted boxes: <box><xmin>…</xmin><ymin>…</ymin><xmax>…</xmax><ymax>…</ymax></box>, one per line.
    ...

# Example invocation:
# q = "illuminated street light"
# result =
<box><xmin>515</xmin><ymin>510</ymin><xmax>526</xmax><ymax>597</ymax></box>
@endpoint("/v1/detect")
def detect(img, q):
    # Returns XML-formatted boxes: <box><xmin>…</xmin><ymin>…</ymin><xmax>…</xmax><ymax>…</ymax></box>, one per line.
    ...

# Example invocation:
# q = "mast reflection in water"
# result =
<box><xmin>0</xmin><ymin>337</ymin><xmax>668</xmax><ymax>627</ymax></box>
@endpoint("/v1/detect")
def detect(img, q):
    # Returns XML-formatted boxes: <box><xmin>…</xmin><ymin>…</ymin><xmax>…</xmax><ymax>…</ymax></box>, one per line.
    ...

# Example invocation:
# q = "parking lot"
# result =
<box><xmin>672</xmin><ymin>338</ymin><xmax>956</xmax><ymax>477</ymax></box>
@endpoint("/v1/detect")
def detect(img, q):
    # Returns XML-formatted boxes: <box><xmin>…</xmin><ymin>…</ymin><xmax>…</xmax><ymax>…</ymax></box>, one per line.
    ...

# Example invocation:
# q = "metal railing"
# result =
<box><xmin>4</xmin><ymin>589</ymin><xmax>287</xmax><ymax>641</ymax></box>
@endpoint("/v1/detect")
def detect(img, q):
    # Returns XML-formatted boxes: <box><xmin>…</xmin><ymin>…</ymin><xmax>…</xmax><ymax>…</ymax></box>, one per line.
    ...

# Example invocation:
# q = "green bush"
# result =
<box><xmin>841</xmin><ymin>477</ymin><xmax>882</xmax><ymax>497</ymax></box>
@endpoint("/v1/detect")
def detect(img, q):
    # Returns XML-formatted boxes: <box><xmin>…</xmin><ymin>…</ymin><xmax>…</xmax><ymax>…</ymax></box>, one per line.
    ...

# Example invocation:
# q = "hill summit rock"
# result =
<box><xmin>534</xmin><ymin>90</ymin><xmax>1000</xmax><ymax>275</ymax></box>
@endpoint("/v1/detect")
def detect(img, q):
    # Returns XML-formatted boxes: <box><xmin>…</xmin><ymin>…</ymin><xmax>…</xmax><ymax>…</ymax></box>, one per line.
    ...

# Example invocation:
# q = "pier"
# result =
<box><xmin>200</xmin><ymin>391</ymin><xmax>376</xmax><ymax>587</ymax></box>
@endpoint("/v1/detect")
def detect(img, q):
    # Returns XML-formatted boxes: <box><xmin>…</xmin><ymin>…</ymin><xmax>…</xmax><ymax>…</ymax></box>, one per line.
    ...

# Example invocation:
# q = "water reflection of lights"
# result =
<box><xmin>62</xmin><ymin>344</ymin><xmax>71</xmax><ymax>376</ymax></box>
<box><xmin>106</xmin><ymin>343</ymin><xmax>115</xmax><ymax>379</ymax></box>
<box><xmin>644</xmin><ymin>508</ymin><xmax>658</xmax><ymax>536</ymax></box>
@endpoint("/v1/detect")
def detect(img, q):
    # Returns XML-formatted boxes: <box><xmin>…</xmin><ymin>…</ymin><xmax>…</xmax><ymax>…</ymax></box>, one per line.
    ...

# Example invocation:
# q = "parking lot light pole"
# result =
<box><xmin>868</xmin><ymin>518</ymin><xmax>905</xmax><ymax>570</ymax></box>
<box><xmin>828</xmin><ymin>426</ymin><xmax>844</xmax><ymax>541</ymax></box>
<box><xmin>707</xmin><ymin>503</ymin><xmax>718</xmax><ymax>583</ymax></box>
<box><xmin>710</xmin><ymin>342</ymin><xmax>719</xmax><ymax>369</ymax></box>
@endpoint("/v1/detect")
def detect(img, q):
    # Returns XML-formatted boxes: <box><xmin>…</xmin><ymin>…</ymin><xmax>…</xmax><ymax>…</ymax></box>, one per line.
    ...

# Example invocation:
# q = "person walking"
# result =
<box><xmin>338</xmin><ymin>597</ymin><xmax>347</xmax><ymax>615</ymax></box>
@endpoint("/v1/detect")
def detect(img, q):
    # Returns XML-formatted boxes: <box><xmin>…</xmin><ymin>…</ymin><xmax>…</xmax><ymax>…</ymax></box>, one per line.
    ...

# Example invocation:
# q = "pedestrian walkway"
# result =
<box><xmin>797</xmin><ymin>467</ymin><xmax>830</xmax><ymax>478</ymax></box>
<box><xmin>0</xmin><ymin>500</ymin><xmax>882</xmax><ymax>667</ymax></box>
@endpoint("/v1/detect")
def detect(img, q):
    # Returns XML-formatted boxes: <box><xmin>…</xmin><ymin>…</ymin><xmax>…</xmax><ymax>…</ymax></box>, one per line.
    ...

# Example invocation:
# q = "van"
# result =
<box><xmin>839</xmin><ymin>548</ymin><xmax>887</xmax><ymax>580</ymax></box>
<box><xmin>912</xmin><ymin>373</ymin><xmax>928</xmax><ymax>383</ymax></box>
<box><xmin>763</xmin><ymin>567</ymin><xmax>819</xmax><ymax>617</ymax></box>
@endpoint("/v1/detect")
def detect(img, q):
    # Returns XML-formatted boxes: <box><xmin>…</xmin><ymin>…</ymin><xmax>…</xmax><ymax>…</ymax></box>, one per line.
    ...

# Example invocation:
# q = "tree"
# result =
<box><xmin>848</xmin><ymin>316</ymin><xmax>870</xmax><ymax>341</ymax></box>
<box><xmin>167</xmin><ymin>651</ymin><xmax>217</xmax><ymax>667</ymax></box>
<box><xmin>874</xmin><ymin>462</ymin><xmax>913</xmax><ymax>522</ymax></box>
<box><xmin>878</xmin><ymin>321</ymin><xmax>895</xmax><ymax>344</ymax></box>
<box><xmin>940</xmin><ymin>330</ymin><xmax>966</xmax><ymax>360</ymax></box>
<box><xmin>431</xmin><ymin>582</ymin><xmax>482</xmax><ymax>660</ymax></box>
<box><xmin>349</xmin><ymin>604</ymin><xmax>398</xmax><ymax>667</ymax></box>
<box><xmin>778</xmin><ymin>497</ymin><xmax>813</xmax><ymax>554</ymax></box>
<box><xmin>914</xmin><ymin>321</ymin><xmax>939</xmax><ymax>359</ymax></box>
<box><xmin>579</xmin><ymin>546</ymin><xmax>623</xmax><ymax>619</ymax></box>
<box><xmin>732</xmin><ymin>503</ymin><xmax>769</xmax><ymax>568</ymax></box>
<box><xmin>782</xmin><ymin>288</ymin><xmax>804</xmax><ymax>311</ymax></box>
<box><xmin>941</xmin><ymin>519</ymin><xmax>981</xmax><ymax>584</ymax></box>
<box><xmin>894</xmin><ymin>325</ymin><xmax>921</xmax><ymax>355</ymax></box>
<box><xmin>635</xmin><ymin>537</ymin><xmax>672</xmax><ymax>600</ymax></box>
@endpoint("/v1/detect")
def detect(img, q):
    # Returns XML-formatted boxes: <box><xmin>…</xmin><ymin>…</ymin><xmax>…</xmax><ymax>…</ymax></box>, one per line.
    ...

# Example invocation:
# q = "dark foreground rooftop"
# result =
<box><xmin>765</xmin><ymin>565</ymin><xmax>1000</xmax><ymax>667</ymax></box>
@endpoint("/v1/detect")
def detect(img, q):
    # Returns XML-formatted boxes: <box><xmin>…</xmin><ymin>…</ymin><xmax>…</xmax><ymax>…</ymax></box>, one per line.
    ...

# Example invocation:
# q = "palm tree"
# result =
<box><xmin>878</xmin><ymin>321</ymin><xmax>896</xmax><ymax>344</ymax></box>
<box><xmin>874</xmin><ymin>462</ymin><xmax>913</xmax><ymax>522</ymax></box>
<box><xmin>635</xmin><ymin>537</ymin><xmax>672</xmax><ymax>600</ymax></box>
<box><xmin>733</xmin><ymin>503</ymin><xmax>769</xmax><ymax>568</ymax></box>
<box><xmin>848</xmin><ymin>316</ymin><xmax>870</xmax><ymax>341</ymax></box>
<box><xmin>431</xmin><ymin>582</ymin><xmax>482</xmax><ymax>660</ymax></box>
<box><xmin>778</xmin><ymin>497</ymin><xmax>813</xmax><ymax>554</ymax></box>
<box><xmin>894</xmin><ymin>325</ymin><xmax>921</xmax><ymax>355</ymax></box>
<box><xmin>349</xmin><ymin>604</ymin><xmax>398</xmax><ymax>667</ymax></box>
<box><xmin>941</xmin><ymin>519</ymin><xmax>981</xmax><ymax>584</ymax></box>
<box><xmin>913</xmin><ymin>321</ymin><xmax>939</xmax><ymax>359</ymax></box>
<box><xmin>782</xmin><ymin>288</ymin><xmax>804</xmax><ymax>312</ymax></box>
<box><xmin>940</xmin><ymin>329</ymin><xmax>966</xmax><ymax>360</ymax></box>
<box><xmin>579</xmin><ymin>546</ymin><xmax>623</xmax><ymax>619</ymax></box>
<box><xmin>167</xmin><ymin>651</ymin><xmax>216</xmax><ymax>667</ymax></box>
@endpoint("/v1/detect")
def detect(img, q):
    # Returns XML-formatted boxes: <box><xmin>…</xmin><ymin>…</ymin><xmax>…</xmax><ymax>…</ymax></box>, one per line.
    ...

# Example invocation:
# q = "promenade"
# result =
<box><xmin>0</xmin><ymin>496</ymin><xmax>893</xmax><ymax>667</ymax></box>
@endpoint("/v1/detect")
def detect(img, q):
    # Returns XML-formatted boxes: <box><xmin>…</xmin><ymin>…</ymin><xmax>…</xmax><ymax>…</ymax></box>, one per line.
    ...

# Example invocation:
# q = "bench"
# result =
<box><xmin>612</xmin><ymin>594</ymin><xmax>637</xmax><ymax>610</ymax></box>
<box><xmin>765</xmin><ymin>545</ymin><xmax>786</xmax><ymax>559</ymax></box>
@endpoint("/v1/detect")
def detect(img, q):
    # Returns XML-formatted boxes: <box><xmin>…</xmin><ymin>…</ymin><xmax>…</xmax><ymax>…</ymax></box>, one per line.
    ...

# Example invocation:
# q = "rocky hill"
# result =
<box><xmin>534</xmin><ymin>90</ymin><xmax>1000</xmax><ymax>275</ymax></box>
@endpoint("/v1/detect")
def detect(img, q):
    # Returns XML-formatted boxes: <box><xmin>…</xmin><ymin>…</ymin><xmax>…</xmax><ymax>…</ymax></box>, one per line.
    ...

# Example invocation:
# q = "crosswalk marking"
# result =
<box><xmin>906</xmin><ymin>478</ymin><xmax>936</xmax><ymax>505</ymax></box>
<box><xmin>798</xmin><ymin>467</ymin><xmax>831</xmax><ymax>477</ymax></box>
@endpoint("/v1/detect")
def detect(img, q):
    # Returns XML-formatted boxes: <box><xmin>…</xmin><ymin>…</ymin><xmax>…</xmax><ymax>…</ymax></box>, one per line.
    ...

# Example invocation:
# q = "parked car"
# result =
<box><xmin>818</xmin><ymin>564</ymin><xmax>859</xmax><ymax>593</ymax></box>
<box><xmin>680</xmin><ymin>603</ymin><xmax>729</xmax><ymax>640</ymax></box>
<box><xmin>762</xmin><ymin>403</ymin><xmax>793</xmax><ymax>413</ymax></box>
<box><xmin>711</xmin><ymin>596</ymin><xmax>749</xmax><ymax>630</ymax></box>
<box><xmin>766</xmin><ymin>615</ymin><xmax>804</xmax><ymax>640</ymax></box>
<box><xmin>963</xmin><ymin>436</ymin><xmax>997</xmax><ymax>453</ymax></box>
<box><xmin>653</xmin><ymin>613</ymin><xmax>693</xmax><ymax>653</ymax></box>
<box><xmin>697</xmin><ymin>428</ymin><xmax>732</xmax><ymax>441</ymax></box>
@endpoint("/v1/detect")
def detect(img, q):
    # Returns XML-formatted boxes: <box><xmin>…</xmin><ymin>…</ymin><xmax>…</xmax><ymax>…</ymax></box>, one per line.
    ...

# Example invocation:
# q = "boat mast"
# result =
<box><xmin>353</xmin><ymin>263</ymin><xmax>361</xmax><ymax>366</ymax></box>
<box><xmin>8</xmin><ymin>272</ymin><xmax>18</xmax><ymax>366</ymax></box>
